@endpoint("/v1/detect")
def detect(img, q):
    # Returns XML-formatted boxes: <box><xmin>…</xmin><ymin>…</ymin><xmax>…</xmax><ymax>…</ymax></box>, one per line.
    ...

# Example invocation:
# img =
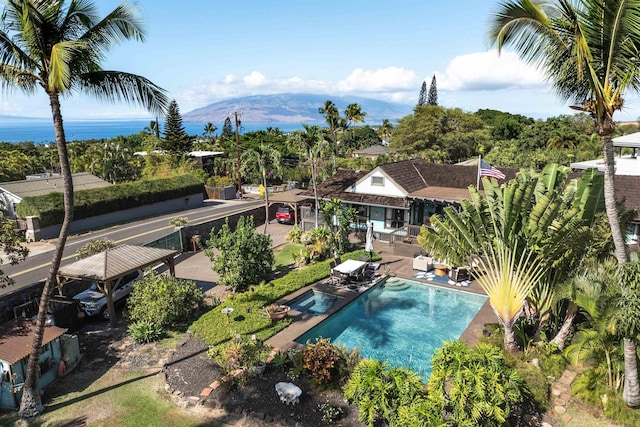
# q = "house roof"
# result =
<box><xmin>354</xmin><ymin>145</ymin><xmax>391</xmax><ymax>156</ymax></box>
<box><xmin>379</xmin><ymin>158</ymin><xmax>519</xmax><ymax>192</ymax></box>
<box><xmin>0</xmin><ymin>318</ymin><xmax>67</xmax><ymax>365</ymax></box>
<box><xmin>307</xmin><ymin>169</ymin><xmax>369</xmax><ymax>199</ymax></box>
<box><xmin>0</xmin><ymin>172</ymin><xmax>111</xmax><ymax>200</ymax></box>
<box><xmin>409</xmin><ymin>186</ymin><xmax>480</xmax><ymax>204</ymax></box>
<box><xmin>613</xmin><ymin>131</ymin><xmax>640</xmax><ymax>148</ymax></box>
<box><xmin>57</xmin><ymin>245</ymin><xmax>177</xmax><ymax>282</ymax></box>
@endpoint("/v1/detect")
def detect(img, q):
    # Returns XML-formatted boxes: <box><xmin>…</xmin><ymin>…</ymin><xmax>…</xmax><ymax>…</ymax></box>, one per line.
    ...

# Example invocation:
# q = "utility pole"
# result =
<box><xmin>233</xmin><ymin>111</ymin><xmax>242</xmax><ymax>197</ymax></box>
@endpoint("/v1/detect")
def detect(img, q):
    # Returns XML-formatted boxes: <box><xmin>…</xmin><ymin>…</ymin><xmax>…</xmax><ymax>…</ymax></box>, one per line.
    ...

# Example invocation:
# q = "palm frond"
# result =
<box><xmin>78</xmin><ymin>71</ymin><xmax>168</xmax><ymax>115</ymax></box>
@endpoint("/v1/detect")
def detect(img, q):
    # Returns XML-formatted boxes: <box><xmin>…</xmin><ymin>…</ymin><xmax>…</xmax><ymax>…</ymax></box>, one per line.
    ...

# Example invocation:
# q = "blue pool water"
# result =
<box><xmin>295</xmin><ymin>278</ymin><xmax>487</xmax><ymax>381</ymax></box>
<box><xmin>288</xmin><ymin>289</ymin><xmax>343</xmax><ymax>315</ymax></box>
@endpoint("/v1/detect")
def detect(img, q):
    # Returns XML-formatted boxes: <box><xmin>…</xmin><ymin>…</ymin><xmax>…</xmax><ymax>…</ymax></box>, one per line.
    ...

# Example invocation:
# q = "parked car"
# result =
<box><xmin>73</xmin><ymin>270</ymin><xmax>143</xmax><ymax>320</ymax></box>
<box><xmin>276</xmin><ymin>205</ymin><xmax>297</xmax><ymax>224</ymax></box>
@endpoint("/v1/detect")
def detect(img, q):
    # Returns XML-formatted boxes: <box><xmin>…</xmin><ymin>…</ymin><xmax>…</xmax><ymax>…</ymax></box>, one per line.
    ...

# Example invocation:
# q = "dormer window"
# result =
<box><xmin>371</xmin><ymin>176</ymin><xmax>384</xmax><ymax>186</ymax></box>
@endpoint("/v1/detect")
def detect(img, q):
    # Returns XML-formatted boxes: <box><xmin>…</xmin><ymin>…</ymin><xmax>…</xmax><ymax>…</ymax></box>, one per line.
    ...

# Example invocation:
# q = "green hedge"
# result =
<box><xmin>16</xmin><ymin>174</ymin><xmax>203</xmax><ymax>227</ymax></box>
<box><xmin>189</xmin><ymin>249</ymin><xmax>380</xmax><ymax>346</ymax></box>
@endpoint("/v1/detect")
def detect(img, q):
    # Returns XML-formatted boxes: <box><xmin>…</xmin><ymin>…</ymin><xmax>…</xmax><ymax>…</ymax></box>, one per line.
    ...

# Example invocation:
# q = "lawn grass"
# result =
<box><xmin>273</xmin><ymin>242</ymin><xmax>304</xmax><ymax>270</ymax></box>
<box><xmin>0</xmin><ymin>371</ymin><xmax>206</xmax><ymax>427</ymax></box>
<box><xmin>189</xmin><ymin>249</ymin><xmax>379</xmax><ymax>347</ymax></box>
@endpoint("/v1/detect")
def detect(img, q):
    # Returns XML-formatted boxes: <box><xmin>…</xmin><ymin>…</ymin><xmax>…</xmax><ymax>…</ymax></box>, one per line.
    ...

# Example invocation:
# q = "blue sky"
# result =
<box><xmin>2</xmin><ymin>0</ymin><xmax>640</xmax><ymax>121</ymax></box>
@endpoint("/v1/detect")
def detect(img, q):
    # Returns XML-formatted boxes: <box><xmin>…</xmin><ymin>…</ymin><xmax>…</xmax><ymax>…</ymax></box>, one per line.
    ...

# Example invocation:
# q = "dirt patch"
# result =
<box><xmin>165</xmin><ymin>334</ymin><xmax>366</xmax><ymax>426</ymax></box>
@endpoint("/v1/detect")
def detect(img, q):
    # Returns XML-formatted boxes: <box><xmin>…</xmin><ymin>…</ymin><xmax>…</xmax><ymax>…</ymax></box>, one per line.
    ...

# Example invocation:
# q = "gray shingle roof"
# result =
<box><xmin>0</xmin><ymin>172</ymin><xmax>111</xmax><ymax>200</ymax></box>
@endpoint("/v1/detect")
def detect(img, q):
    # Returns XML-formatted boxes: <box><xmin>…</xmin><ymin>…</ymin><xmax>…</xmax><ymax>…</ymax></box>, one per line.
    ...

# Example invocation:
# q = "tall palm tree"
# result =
<box><xmin>318</xmin><ymin>100</ymin><xmax>340</xmax><ymax>159</ymax></box>
<box><xmin>241</xmin><ymin>143</ymin><xmax>281</xmax><ymax>234</ymax></box>
<box><xmin>344</xmin><ymin>103</ymin><xmax>367</xmax><ymax>139</ymax></box>
<box><xmin>287</xmin><ymin>124</ymin><xmax>331</xmax><ymax>228</ymax></box>
<box><xmin>489</xmin><ymin>0</ymin><xmax>640</xmax><ymax>406</ymax></box>
<box><xmin>0</xmin><ymin>0</ymin><xmax>168</xmax><ymax>417</ymax></box>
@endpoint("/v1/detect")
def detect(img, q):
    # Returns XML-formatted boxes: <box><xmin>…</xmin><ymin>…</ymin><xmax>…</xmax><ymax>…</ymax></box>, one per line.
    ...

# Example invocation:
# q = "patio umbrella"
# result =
<box><xmin>365</xmin><ymin>221</ymin><xmax>374</xmax><ymax>258</ymax></box>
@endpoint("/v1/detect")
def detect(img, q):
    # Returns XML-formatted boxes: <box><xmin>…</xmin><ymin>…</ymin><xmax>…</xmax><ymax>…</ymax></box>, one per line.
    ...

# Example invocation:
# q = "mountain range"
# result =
<box><xmin>183</xmin><ymin>93</ymin><xmax>413</xmax><ymax>124</ymax></box>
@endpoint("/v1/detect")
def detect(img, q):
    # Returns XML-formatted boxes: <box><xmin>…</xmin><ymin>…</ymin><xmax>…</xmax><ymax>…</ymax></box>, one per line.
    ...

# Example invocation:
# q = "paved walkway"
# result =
<box><xmin>170</xmin><ymin>220</ymin><xmax>292</xmax><ymax>300</ymax></box>
<box><xmin>551</xmin><ymin>367</ymin><xmax>579</xmax><ymax>424</ymax></box>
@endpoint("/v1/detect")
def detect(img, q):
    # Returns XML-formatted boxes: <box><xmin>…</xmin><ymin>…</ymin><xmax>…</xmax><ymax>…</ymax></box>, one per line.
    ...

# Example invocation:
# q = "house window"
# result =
<box><xmin>385</xmin><ymin>208</ymin><xmax>405</xmax><ymax>229</ymax></box>
<box><xmin>371</xmin><ymin>176</ymin><xmax>384</xmax><ymax>186</ymax></box>
<box><xmin>628</xmin><ymin>223</ymin><xmax>640</xmax><ymax>243</ymax></box>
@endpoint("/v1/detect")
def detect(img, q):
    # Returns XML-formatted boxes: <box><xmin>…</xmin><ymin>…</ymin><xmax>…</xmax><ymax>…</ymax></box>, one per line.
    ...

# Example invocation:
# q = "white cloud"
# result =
<box><xmin>336</xmin><ymin>67</ymin><xmax>417</xmax><ymax>92</ymax></box>
<box><xmin>224</xmin><ymin>74</ymin><xmax>236</xmax><ymax>83</ymax></box>
<box><xmin>243</xmin><ymin>71</ymin><xmax>266</xmax><ymax>87</ymax></box>
<box><xmin>437</xmin><ymin>50</ymin><xmax>547</xmax><ymax>91</ymax></box>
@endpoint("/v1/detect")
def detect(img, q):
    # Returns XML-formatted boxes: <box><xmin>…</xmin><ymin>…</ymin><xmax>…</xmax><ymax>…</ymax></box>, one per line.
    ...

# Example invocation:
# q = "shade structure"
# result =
<box><xmin>365</xmin><ymin>221</ymin><xmax>374</xmax><ymax>253</ymax></box>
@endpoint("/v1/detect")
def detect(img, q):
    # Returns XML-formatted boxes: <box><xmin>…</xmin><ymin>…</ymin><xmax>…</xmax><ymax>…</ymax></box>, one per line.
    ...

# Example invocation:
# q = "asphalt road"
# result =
<box><xmin>1</xmin><ymin>198</ymin><xmax>264</xmax><ymax>296</ymax></box>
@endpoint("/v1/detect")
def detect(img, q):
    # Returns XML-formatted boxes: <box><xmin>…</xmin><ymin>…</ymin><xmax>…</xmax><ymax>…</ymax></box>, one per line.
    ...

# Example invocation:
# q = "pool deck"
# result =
<box><xmin>265</xmin><ymin>250</ymin><xmax>497</xmax><ymax>352</ymax></box>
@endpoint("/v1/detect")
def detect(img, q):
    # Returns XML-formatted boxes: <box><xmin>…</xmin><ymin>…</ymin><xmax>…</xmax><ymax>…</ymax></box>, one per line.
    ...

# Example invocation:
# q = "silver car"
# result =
<box><xmin>73</xmin><ymin>270</ymin><xmax>143</xmax><ymax>320</ymax></box>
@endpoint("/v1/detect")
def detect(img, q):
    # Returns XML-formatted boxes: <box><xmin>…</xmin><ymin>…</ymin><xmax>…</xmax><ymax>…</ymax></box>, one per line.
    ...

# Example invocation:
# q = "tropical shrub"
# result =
<box><xmin>128</xmin><ymin>320</ymin><xmax>163</xmax><ymax>344</ymax></box>
<box><xmin>206</xmin><ymin>216</ymin><xmax>274</xmax><ymax>292</ymax></box>
<box><xmin>303</xmin><ymin>338</ymin><xmax>341</xmax><ymax>385</ymax></box>
<box><xmin>206</xmin><ymin>175</ymin><xmax>235</xmax><ymax>187</ymax></box>
<box><xmin>127</xmin><ymin>271</ymin><xmax>204</xmax><ymax>329</ymax></box>
<box><xmin>207</xmin><ymin>336</ymin><xmax>271</xmax><ymax>375</ymax></box>
<box><xmin>427</xmin><ymin>341</ymin><xmax>525</xmax><ymax>427</ymax></box>
<box><xmin>285</xmin><ymin>224</ymin><xmax>302</xmax><ymax>243</ymax></box>
<box><xmin>343</xmin><ymin>359</ymin><xmax>425</xmax><ymax>427</ymax></box>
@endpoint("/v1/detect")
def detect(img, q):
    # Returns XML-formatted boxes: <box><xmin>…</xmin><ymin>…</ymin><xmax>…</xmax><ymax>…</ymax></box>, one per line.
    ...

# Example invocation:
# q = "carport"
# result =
<box><xmin>268</xmin><ymin>189</ymin><xmax>310</xmax><ymax>225</ymax></box>
<box><xmin>56</xmin><ymin>245</ymin><xmax>177</xmax><ymax>326</ymax></box>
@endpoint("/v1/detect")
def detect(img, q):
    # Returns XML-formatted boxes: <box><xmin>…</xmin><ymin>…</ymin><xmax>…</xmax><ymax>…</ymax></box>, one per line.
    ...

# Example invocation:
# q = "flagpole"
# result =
<box><xmin>476</xmin><ymin>155</ymin><xmax>481</xmax><ymax>188</ymax></box>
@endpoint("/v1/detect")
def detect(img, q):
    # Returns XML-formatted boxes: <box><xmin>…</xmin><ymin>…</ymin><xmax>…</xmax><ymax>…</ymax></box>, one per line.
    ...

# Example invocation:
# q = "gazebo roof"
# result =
<box><xmin>268</xmin><ymin>189</ymin><xmax>310</xmax><ymax>204</ymax></box>
<box><xmin>57</xmin><ymin>245</ymin><xmax>177</xmax><ymax>282</ymax></box>
<box><xmin>613</xmin><ymin>131</ymin><xmax>640</xmax><ymax>148</ymax></box>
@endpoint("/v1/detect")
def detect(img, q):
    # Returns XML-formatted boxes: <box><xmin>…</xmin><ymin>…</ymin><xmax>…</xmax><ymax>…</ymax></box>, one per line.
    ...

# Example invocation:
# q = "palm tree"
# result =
<box><xmin>241</xmin><ymin>143</ymin><xmax>281</xmax><ymax>234</ymax></box>
<box><xmin>144</xmin><ymin>119</ymin><xmax>160</xmax><ymax>138</ymax></box>
<box><xmin>287</xmin><ymin>124</ymin><xmax>331</xmax><ymax>228</ymax></box>
<box><xmin>318</xmin><ymin>100</ymin><xmax>340</xmax><ymax>159</ymax></box>
<box><xmin>489</xmin><ymin>0</ymin><xmax>640</xmax><ymax>405</ymax></box>
<box><xmin>0</xmin><ymin>0</ymin><xmax>168</xmax><ymax>417</ymax></box>
<box><xmin>377</xmin><ymin>119</ymin><xmax>394</xmax><ymax>143</ymax></box>
<box><xmin>203</xmin><ymin>122</ymin><xmax>217</xmax><ymax>139</ymax></box>
<box><xmin>344</xmin><ymin>103</ymin><xmax>367</xmax><ymax>139</ymax></box>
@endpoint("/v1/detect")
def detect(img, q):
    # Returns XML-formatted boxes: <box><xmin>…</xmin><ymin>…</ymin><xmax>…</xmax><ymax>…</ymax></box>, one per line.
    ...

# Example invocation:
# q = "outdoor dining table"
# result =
<box><xmin>333</xmin><ymin>259</ymin><xmax>368</xmax><ymax>278</ymax></box>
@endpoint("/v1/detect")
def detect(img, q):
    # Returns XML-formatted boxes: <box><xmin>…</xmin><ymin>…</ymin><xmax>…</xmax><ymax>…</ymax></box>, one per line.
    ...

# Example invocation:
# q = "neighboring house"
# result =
<box><xmin>0</xmin><ymin>172</ymin><xmax>111</xmax><ymax>218</ymax></box>
<box><xmin>0</xmin><ymin>319</ymin><xmax>81</xmax><ymax>410</ymax></box>
<box><xmin>353</xmin><ymin>144</ymin><xmax>392</xmax><ymax>159</ymax></box>
<box><xmin>571</xmin><ymin>131</ymin><xmax>640</xmax><ymax>175</ymax></box>
<box><xmin>570</xmin><ymin>132</ymin><xmax>640</xmax><ymax>245</ymax></box>
<box><xmin>301</xmin><ymin>158</ymin><xmax>520</xmax><ymax>240</ymax></box>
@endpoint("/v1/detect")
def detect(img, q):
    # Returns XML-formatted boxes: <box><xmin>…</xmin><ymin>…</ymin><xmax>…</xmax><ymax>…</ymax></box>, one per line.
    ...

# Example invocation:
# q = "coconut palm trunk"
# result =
<box><xmin>20</xmin><ymin>92</ymin><xmax>74</xmax><ymax>417</ymax></box>
<box><xmin>311</xmin><ymin>159</ymin><xmax>319</xmax><ymax>229</ymax></box>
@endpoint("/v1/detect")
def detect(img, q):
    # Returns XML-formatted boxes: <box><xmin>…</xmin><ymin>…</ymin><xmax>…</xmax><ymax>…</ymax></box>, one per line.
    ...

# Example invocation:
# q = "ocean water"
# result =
<box><xmin>0</xmin><ymin>118</ymin><xmax>308</xmax><ymax>144</ymax></box>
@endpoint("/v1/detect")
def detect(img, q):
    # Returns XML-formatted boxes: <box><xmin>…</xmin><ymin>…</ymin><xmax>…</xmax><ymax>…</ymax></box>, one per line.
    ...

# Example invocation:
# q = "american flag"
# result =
<box><xmin>479</xmin><ymin>159</ymin><xmax>506</xmax><ymax>179</ymax></box>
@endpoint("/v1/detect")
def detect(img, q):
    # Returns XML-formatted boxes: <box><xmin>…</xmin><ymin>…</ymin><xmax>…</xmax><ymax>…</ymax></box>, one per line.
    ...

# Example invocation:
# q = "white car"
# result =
<box><xmin>73</xmin><ymin>270</ymin><xmax>143</xmax><ymax>320</ymax></box>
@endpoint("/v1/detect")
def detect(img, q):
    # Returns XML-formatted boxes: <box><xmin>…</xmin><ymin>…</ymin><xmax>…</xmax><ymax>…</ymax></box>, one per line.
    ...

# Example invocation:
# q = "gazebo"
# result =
<box><xmin>268</xmin><ymin>189</ymin><xmax>310</xmax><ymax>225</ymax></box>
<box><xmin>56</xmin><ymin>245</ymin><xmax>177</xmax><ymax>325</ymax></box>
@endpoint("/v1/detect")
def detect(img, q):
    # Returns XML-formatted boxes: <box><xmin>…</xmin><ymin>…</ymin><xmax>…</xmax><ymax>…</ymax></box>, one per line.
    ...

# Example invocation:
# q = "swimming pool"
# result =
<box><xmin>288</xmin><ymin>289</ymin><xmax>343</xmax><ymax>315</ymax></box>
<box><xmin>295</xmin><ymin>277</ymin><xmax>487</xmax><ymax>381</ymax></box>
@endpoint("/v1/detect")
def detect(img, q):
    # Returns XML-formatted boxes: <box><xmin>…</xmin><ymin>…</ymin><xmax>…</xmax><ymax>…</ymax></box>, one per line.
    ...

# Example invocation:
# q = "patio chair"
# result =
<box><xmin>449</xmin><ymin>266</ymin><xmax>470</xmax><ymax>282</ymax></box>
<box><xmin>331</xmin><ymin>269</ymin><xmax>348</xmax><ymax>287</ymax></box>
<box><xmin>413</xmin><ymin>255</ymin><xmax>433</xmax><ymax>271</ymax></box>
